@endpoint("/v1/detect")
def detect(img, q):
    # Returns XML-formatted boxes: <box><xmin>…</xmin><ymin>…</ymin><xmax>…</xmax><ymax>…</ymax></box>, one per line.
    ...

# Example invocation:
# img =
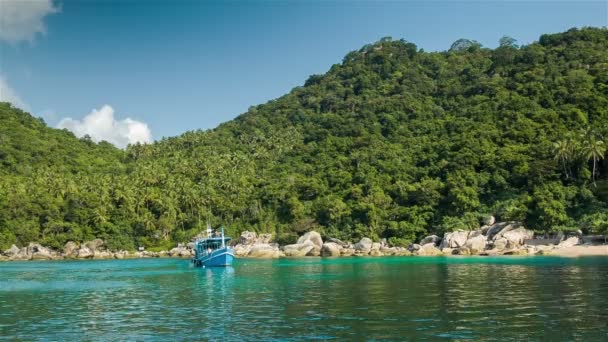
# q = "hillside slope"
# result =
<box><xmin>1</xmin><ymin>27</ymin><xmax>608</xmax><ymax>250</ymax></box>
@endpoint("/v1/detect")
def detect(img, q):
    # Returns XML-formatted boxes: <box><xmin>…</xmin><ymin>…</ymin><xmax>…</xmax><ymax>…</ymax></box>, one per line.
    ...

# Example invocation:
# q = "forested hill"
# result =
<box><xmin>2</xmin><ymin>27</ymin><xmax>608</xmax><ymax>251</ymax></box>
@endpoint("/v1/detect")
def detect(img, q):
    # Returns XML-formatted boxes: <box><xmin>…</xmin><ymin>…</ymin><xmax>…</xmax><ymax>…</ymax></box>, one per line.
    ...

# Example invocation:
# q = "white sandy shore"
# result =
<box><xmin>552</xmin><ymin>245</ymin><xmax>608</xmax><ymax>257</ymax></box>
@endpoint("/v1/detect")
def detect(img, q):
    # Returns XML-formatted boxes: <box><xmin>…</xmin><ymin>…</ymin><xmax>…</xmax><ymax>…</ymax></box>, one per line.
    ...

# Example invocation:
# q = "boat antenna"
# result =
<box><xmin>206</xmin><ymin>222</ymin><xmax>212</xmax><ymax>238</ymax></box>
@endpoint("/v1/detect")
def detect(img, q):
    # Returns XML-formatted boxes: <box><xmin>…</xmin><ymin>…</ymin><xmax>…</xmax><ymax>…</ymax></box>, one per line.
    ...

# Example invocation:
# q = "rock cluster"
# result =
<box><xmin>232</xmin><ymin>231</ymin><xmax>281</xmax><ymax>258</ymax></box>
<box><xmin>1</xmin><ymin>240</ymin><xmax>178</xmax><ymax>261</ymax></box>
<box><xmin>0</xmin><ymin>219</ymin><xmax>590</xmax><ymax>262</ymax></box>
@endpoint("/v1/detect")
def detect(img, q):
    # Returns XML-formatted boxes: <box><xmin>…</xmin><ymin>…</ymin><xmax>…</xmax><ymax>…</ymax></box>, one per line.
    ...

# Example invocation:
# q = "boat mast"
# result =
<box><xmin>221</xmin><ymin>227</ymin><xmax>225</xmax><ymax>248</ymax></box>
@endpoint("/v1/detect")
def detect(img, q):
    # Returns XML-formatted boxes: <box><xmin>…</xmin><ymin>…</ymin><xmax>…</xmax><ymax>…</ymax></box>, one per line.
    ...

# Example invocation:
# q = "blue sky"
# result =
<box><xmin>0</xmin><ymin>0</ymin><xmax>606</xmax><ymax>146</ymax></box>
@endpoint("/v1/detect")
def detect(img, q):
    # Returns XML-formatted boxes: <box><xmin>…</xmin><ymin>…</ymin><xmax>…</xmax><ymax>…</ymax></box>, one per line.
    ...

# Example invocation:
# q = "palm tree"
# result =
<box><xmin>553</xmin><ymin>139</ymin><xmax>572</xmax><ymax>179</ymax></box>
<box><xmin>582</xmin><ymin>134</ymin><xmax>606</xmax><ymax>186</ymax></box>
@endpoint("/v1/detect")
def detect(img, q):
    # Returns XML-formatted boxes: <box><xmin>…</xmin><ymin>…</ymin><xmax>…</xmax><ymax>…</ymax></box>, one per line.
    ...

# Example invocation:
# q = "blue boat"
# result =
<box><xmin>192</xmin><ymin>227</ymin><xmax>234</xmax><ymax>267</ymax></box>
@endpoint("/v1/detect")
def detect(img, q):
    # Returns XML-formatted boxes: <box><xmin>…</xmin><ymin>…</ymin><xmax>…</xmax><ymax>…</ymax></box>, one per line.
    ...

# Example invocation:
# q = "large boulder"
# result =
<box><xmin>369</xmin><ymin>249</ymin><xmax>384</xmax><ymax>256</ymax></box>
<box><xmin>501</xmin><ymin>227</ymin><xmax>534</xmax><ymax>248</ymax></box>
<box><xmin>440</xmin><ymin>231</ymin><xmax>470</xmax><ymax>249</ymax></box>
<box><xmin>247</xmin><ymin>244</ymin><xmax>280</xmax><ymax>258</ymax></box>
<box><xmin>77</xmin><ymin>247</ymin><xmax>94</xmax><ymax>259</ymax></box>
<box><xmin>354</xmin><ymin>237</ymin><xmax>373</xmax><ymax>251</ymax></box>
<box><xmin>340</xmin><ymin>248</ymin><xmax>355</xmax><ymax>256</ymax></box>
<box><xmin>3</xmin><ymin>244</ymin><xmax>20</xmax><ymax>257</ymax></box>
<box><xmin>321</xmin><ymin>242</ymin><xmax>342</xmax><ymax>257</ymax></box>
<box><xmin>93</xmin><ymin>250</ymin><xmax>113</xmax><ymax>259</ymax></box>
<box><xmin>169</xmin><ymin>246</ymin><xmax>192</xmax><ymax>257</ymax></box>
<box><xmin>29</xmin><ymin>243</ymin><xmax>53</xmax><ymax>260</ymax></box>
<box><xmin>327</xmin><ymin>238</ymin><xmax>349</xmax><ymax>248</ymax></box>
<box><xmin>84</xmin><ymin>239</ymin><xmax>105</xmax><ymax>252</ymax></box>
<box><xmin>283</xmin><ymin>242</ymin><xmax>315</xmax><ymax>257</ymax></box>
<box><xmin>486</xmin><ymin>222</ymin><xmax>519</xmax><ymax>240</ymax></box>
<box><xmin>232</xmin><ymin>244</ymin><xmax>252</xmax><ymax>257</ymax></box>
<box><xmin>558</xmin><ymin>236</ymin><xmax>579</xmax><ymax>248</ymax></box>
<box><xmin>238</xmin><ymin>231</ymin><xmax>258</xmax><ymax>245</ymax></box>
<box><xmin>416</xmin><ymin>243</ymin><xmax>442</xmax><ymax>256</ymax></box>
<box><xmin>258</xmin><ymin>233</ymin><xmax>273</xmax><ymax>244</ymax></box>
<box><xmin>483</xmin><ymin>215</ymin><xmax>496</xmax><ymax>226</ymax></box>
<box><xmin>464</xmin><ymin>231</ymin><xmax>487</xmax><ymax>254</ymax></box>
<box><xmin>63</xmin><ymin>241</ymin><xmax>79</xmax><ymax>257</ymax></box>
<box><xmin>297</xmin><ymin>231</ymin><xmax>323</xmax><ymax>249</ymax></box>
<box><xmin>420</xmin><ymin>235</ymin><xmax>440</xmax><ymax>246</ymax></box>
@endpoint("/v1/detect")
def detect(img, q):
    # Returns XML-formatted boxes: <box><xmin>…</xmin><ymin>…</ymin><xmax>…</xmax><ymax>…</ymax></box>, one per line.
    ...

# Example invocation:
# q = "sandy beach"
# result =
<box><xmin>552</xmin><ymin>245</ymin><xmax>608</xmax><ymax>257</ymax></box>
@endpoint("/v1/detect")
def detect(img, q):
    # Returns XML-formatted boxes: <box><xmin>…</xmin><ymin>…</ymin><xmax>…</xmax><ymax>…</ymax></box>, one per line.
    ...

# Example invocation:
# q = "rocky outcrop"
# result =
<box><xmin>232</xmin><ymin>231</ymin><xmax>277</xmax><ymax>258</ymax></box>
<box><xmin>432</xmin><ymin>221</ymin><xmax>535</xmax><ymax>256</ymax></box>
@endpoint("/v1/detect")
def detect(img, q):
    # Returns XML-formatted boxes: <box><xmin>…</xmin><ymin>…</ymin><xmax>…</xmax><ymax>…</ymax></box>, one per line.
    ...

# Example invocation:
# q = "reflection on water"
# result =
<box><xmin>1</xmin><ymin>257</ymin><xmax>608</xmax><ymax>340</ymax></box>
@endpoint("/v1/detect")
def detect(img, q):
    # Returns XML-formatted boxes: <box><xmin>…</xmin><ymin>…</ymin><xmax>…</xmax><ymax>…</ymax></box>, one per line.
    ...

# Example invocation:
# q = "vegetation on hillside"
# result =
<box><xmin>1</xmin><ymin>27</ymin><xmax>607</xmax><ymax>250</ymax></box>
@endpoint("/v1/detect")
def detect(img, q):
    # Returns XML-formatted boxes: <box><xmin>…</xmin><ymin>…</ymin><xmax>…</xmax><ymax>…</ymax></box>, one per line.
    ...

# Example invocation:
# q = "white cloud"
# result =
<box><xmin>0</xmin><ymin>75</ymin><xmax>29</xmax><ymax>109</ymax></box>
<box><xmin>0</xmin><ymin>0</ymin><xmax>59</xmax><ymax>43</ymax></box>
<box><xmin>57</xmin><ymin>105</ymin><xmax>153</xmax><ymax>148</ymax></box>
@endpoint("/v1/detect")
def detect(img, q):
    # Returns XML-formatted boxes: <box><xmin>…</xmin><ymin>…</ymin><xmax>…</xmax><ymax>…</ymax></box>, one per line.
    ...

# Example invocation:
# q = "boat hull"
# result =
<box><xmin>193</xmin><ymin>247</ymin><xmax>234</xmax><ymax>267</ymax></box>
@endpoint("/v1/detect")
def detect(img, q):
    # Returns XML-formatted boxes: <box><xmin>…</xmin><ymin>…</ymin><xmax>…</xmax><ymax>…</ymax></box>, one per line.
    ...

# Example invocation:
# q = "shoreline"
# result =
<box><xmin>2</xmin><ymin>222</ymin><xmax>607</xmax><ymax>262</ymax></box>
<box><xmin>2</xmin><ymin>244</ymin><xmax>608</xmax><ymax>262</ymax></box>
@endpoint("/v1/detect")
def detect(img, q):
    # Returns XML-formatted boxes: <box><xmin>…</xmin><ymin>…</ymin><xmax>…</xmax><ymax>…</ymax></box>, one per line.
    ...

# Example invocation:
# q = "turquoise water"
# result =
<box><xmin>1</xmin><ymin>256</ymin><xmax>608</xmax><ymax>341</ymax></box>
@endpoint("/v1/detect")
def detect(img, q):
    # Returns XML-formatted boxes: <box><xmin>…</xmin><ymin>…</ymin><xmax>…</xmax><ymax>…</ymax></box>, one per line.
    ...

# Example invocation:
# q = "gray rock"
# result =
<box><xmin>93</xmin><ymin>250</ymin><xmax>113</xmax><ymax>259</ymax></box>
<box><xmin>232</xmin><ymin>244</ymin><xmax>251</xmax><ymax>257</ymax></box>
<box><xmin>306</xmin><ymin>245</ymin><xmax>321</xmax><ymax>257</ymax></box>
<box><xmin>416</xmin><ymin>244</ymin><xmax>442</xmax><ymax>256</ymax></box>
<box><xmin>248</xmin><ymin>244</ymin><xmax>280</xmax><ymax>258</ymax></box>
<box><xmin>321</xmin><ymin>242</ymin><xmax>342</xmax><ymax>257</ymax></box>
<box><xmin>354</xmin><ymin>237</ymin><xmax>373</xmax><ymax>251</ymax></box>
<box><xmin>440</xmin><ymin>230</ymin><xmax>470</xmax><ymax>249</ymax></box>
<box><xmin>420</xmin><ymin>235</ymin><xmax>440</xmax><ymax>246</ymax></box>
<box><xmin>283</xmin><ymin>242</ymin><xmax>315</xmax><ymax>257</ymax></box>
<box><xmin>328</xmin><ymin>238</ymin><xmax>349</xmax><ymax>248</ymax></box>
<box><xmin>409</xmin><ymin>244</ymin><xmax>421</xmax><ymax>251</ymax></box>
<box><xmin>297</xmin><ymin>231</ymin><xmax>323</xmax><ymax>249</ymax></box>
<box><xmin>487</xmin><ymin>222</ymin><xmax>520</xmax><ymax>240</ymax></box>
<box><xmin>3</xmin><ymin>244</ymin><xmax>20</xmax><ymax>257</ymax></box>
<box><xmin>501</xmin><ymin>227</ymin><xmax>534</xmax><ymax>247</ymax></box>
<box><xmin>84</xmin><ymin>239</ymin><xmax>105</xmax><ymax>252</ymax></box>
<box><xmin>483</xmin><ymin>215</ymin><xmax>496</xmax><ymax>226</ymax></box>
<box><xmin>340</xmin><ymin>248</ymin><xmax>355</xmax><ymax>256</ymax></box>
<box><xmin>558</xmin><ymin>236</ymin><xmax>579</xmax><ymax>247</ymax></box>
<box><xmin>464</xmin><ymin>231</ymin><xmax>487</xmax><ymax>253</ymax></box>
<box><xmin>258</xmin><ymin>233</ymin><xmax>273</xmax><ymax>244</ymax></box>
<box><xmin>63</xmin><ymin>241</ymin><xmax>79</xmax><ymax>257</ymax></box>
<box><xmin>369</xmin><ymin>249</ymin><xmax>384</xmax><ymax>256</ymax></box>
<box><xmin>77</xmin><ymin>247</ymin><xmax>94</xmax><ymax>259</ymax></box>
<box><xmin>238</xmin><ymin>231</ymin><xmax>258</xmax><ymax>245</ymax></box>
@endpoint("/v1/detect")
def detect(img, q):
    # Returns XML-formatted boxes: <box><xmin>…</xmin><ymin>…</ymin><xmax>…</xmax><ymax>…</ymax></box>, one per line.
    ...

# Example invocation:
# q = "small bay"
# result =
<box><xmin>1</xmin><ymin>257</ymin><xmax>608</xmax><ymax>340</ymax></box>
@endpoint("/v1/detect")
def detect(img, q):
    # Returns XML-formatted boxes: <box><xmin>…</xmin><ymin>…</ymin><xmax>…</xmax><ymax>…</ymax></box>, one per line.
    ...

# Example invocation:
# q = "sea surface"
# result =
<box><xmin>1</xmin><ymin>256</ymin><xmax>608</xmax><ymax>341</ymax></box>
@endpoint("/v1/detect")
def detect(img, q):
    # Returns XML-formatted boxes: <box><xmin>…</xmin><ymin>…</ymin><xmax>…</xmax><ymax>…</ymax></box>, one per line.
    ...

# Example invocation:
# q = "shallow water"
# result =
<box><xmin>1</xmin><ymin>256</ymin><xmax>608</xmax><ymax>341</ymax></box>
